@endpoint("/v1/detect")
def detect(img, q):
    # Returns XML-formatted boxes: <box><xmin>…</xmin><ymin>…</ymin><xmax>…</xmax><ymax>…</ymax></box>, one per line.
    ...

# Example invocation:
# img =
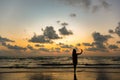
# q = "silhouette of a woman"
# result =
<box><xmin>72</xmin><ymin>49</ymin><xmax>83</xmax><ymax>73</ymax></box>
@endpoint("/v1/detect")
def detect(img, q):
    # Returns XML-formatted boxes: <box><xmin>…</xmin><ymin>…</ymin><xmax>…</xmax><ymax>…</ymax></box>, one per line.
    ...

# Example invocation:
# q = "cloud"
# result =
<box><xmin>60</xmin><ymin>44</ymin><xmax>73</xmax><ymax>48</ymax></box>
<box><xmin>85</xmin><ymin>47</ymin><xmax>98</xmax><ymax>51</ymax></box>
<box><xmin>63</xmin><ymin>49</ymin><xmax>70</xmax><ymax>52</ymax></box>
<box><xmin>27</xmin><ymin>45</ymin><xmax>34</xmax><ymax>50</ymax></box>
<box><xmin>0</xmin><ymin>36</ymin><xmax>15</xmax><ymax>43</ymax></box>
<box><xmin>85</xmin><ymin>47</ymin><xmax>108</xmax><ymax>52</ymax></box>
<box><xmin>100</xmin><ymin>0</ymin><xmax>111</xmax><ymax>9</ymax></box>
<box><xmin>55</xmin><ymin>48</ymin><xmax>61</xmax><ymax>52</ymax></box>
<box><xmin>62</xmin><ymin>0</ymin><xmax>91</xmax><ymax>9</ymax></box>
<box><xmin>29</xmin><ymin>34</ymin><xmax>51</xmax><ymax>43</ymax></box>
<box><xmin>109</xmin><ymin>22</ymin><xmax>120</xmax><ymax>37</ymax></box>
<box><xmin>56</xmin><ymin>20</ymin><xmax>60</xmax><ymax>24</ymax></box>
<box><xmin>43</xmin><ymin>26</ymin><xmax>60</xmax><ymax>39</ymax></box>
<box><xmin>29</xmin><ymin>26</ymin><xmax>62</xmax><ymax>43</ymax></box>
<box><xmin>39</xmin><ymin>48</ymin><xmax>49</xmax><ymax>52</ymax></box>
<box><xmin>108</xmin><ymin>29</ymin><xmax>114</xmax><ymax>34</ymax></box>
<box><xmin>92</xmin><ymin>32</ymin><xmax>112</xmax><ymax>43</ymax></box>
<box><xmin>108</xmin><ymin>45</ymin><xmax>119</xmax><ymax>49</ymax></box>
<box><xmin>92</xmin><ymin>0</ymin><xmax>111</xmax><ymax>12</ymax></box>
<box><xmin>2</xmin><ymin>43</ymin><xmax>27</xmax><ymax>51</ymax></box>
<box><xmin>115</xmin><ymin>22</ymin><xmax>120</xmax><ymax>36</ymax></box>
<box><xmin>35</xmin><ymin>44</ymin><xmax>44</xmax><ymax>47</ymax></box>
<box><xmin>61</xmin><ymin>22</ymin><xmax>69</xmax><ymax>26</ymax></box>
<box><xmin>92</xmin><ymin>0</ymin><xmax>111</xmax><ymax>13</ymax></box>
<box><xmin>29</xmin><ymin>25</ymin><xmax>74</xmax><ymax>44</ymax></box>
<box><xmin>85</xmin><ymin>32</ymin><xmax>112</xmax><ymax>52</ymax></box>
<box><xmin>93</xmin><ymin>42</ymin><xmax>107</xmax><ymax>49</ymax></box>
<box><xmin>92</xmin><ymin>5</ymin><xmax>100</xmax><ymax>13</ymax></box>
<box><xmin>92</xmin><ymin>32</ymin><xmax>112</xmax><ymax>49</ymax></box>
<box><xmin>57</xmin><ymin>43</ymin><xmax>74</xmax><ymax>49</ymax></box>
<box><xmin>116</xmin><ymin>41</ymin><xmax>120</xmax><ymax>44</ymax></box>
<box><xmin>59</xmin><ymin>0</ymin><xmax>111</xmax><ymax>13</ymax></box>
<box><xmin>57</xmin><ymin>42</ymin><xmax>64</xmax><ymax>45</ymax></box>
<box><xmin>50</xmin><ymin>47</ymin><xmax>61</xmax><ymax>52</ymax></box>
<box><xmin>82</xmin><ymin>42</ymin><xmax>92</xmax><ymax>46</ymax></box>
<box><xmin>76</xmin><ymin>43</ymin><xmax>81</xmax><ymax>46</ymax></box>
<box><xmin>59</xmin><ymin>26</ymin><xmax>73</xmax><ymax>35</ymax></box>
<box><xmin>70</xmin><ymin>13</ymin><xmax>77</xmax><ymax>17</ymax></box>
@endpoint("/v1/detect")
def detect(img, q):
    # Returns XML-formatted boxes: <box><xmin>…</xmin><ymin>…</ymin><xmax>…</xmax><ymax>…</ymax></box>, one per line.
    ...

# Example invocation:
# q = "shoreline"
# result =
<box><xmin>0</xmin><ymin>66</ymin><xmax>120</xmax><ymax>69</ymax></box>
<box><xmin>0</xmin><ymin>67</ymin><xmax>120</xmax><ymax>73</ymax></box>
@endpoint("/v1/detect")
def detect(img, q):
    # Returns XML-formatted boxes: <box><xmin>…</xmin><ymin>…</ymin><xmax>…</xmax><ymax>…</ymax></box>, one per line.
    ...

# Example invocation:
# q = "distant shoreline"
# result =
<box><xmin>0</xmin><ymin>64</ymin><xmax>120</xmax><ymax>69</ymax></box>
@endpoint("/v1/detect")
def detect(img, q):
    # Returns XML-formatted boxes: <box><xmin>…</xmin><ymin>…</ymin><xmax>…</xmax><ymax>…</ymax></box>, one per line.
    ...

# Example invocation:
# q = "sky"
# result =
<box><xmin>0</xmin><ymin>0</ymin><xmax>120</xmax><ymax>57</ymax></box>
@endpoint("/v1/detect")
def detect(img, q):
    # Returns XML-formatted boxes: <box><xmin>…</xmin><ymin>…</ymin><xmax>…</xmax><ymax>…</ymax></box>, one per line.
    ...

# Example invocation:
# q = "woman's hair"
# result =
<box><xmin>73</xmin><ymin>49</ymin><xmax>76</xmax><ymax>54</ymax></box>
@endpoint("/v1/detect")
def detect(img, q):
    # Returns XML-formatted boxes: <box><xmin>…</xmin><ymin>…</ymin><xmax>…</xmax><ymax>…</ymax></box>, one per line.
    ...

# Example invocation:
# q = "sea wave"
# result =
<box><xmin>0</xmin><ymin>56</ymin><xmax>120</xmax><ymax>68</ymax></box>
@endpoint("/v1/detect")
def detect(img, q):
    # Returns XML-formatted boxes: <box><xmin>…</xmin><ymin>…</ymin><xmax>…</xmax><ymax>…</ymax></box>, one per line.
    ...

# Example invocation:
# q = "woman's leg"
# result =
<box><xmin>74</xmin><ymin>65</ymin><xmax>76</xmax><ymax>73</ymax></box>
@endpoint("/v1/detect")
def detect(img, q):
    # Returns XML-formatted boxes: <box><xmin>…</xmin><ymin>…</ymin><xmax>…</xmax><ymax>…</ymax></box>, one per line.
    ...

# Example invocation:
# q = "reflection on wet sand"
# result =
<box><xmin>95</xmin><ymin>59</ymin><xmax>110</xmax><ymax>80</ymax></box>
<box><xmin>96</xmin><ymin>72</ymin><xmax>109</xmax><ymax>80</ymax></box>
<box><xmin>0</xmin><ymin>68</ymin><xmax>119</xmax><ymax>80</ymax></box>
<box><xmin>0</xmin><ymin>73</ymin><xmax>53</xmax><ymax>80</ymax></box>
<box><xmin>30</xmin><ymin>73</ymin><xmax>53</xmax><ymax>80</ymax></box>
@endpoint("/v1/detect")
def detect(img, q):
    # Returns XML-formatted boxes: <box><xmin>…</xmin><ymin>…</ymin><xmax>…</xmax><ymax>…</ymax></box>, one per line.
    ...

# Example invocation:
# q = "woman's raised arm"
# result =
<box><xmin>77</xmin><ymin>49</ymin><xmax>83</xmax><ymax>55</ymax></box>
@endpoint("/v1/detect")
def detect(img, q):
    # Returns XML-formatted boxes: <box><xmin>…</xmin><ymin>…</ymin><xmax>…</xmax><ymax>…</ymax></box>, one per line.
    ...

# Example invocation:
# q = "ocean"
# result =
<box><xmin>0</xmin><ymin>56</ymin><xmax>120</xmax><ymax>68</ymax></box>
<box><xmin>0</xmin><ymin>56</ymin><xmax>120</xmax><ymax>80</ymax></box>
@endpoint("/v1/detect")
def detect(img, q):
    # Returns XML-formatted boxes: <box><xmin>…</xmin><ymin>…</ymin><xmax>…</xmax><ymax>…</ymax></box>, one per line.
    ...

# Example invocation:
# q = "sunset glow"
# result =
<box><xmin>0</xmin><ymin>0</ymin><xmax>120</xmax><ymax>57</ymax></box>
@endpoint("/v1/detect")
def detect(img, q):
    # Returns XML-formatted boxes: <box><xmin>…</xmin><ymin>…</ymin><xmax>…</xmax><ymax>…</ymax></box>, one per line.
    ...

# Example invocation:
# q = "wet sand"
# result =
<box><xmin>0</xmin><ymin>68</ymin><xmax>120</xmax><ymax>80</ymax></box>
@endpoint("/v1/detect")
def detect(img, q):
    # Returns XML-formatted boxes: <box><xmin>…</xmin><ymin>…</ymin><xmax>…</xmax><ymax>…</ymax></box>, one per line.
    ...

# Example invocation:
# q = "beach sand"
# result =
<box><xmin>0</xmin><ymin>68</ymin><xmax>120</xmax><ymax>80</ymax></box>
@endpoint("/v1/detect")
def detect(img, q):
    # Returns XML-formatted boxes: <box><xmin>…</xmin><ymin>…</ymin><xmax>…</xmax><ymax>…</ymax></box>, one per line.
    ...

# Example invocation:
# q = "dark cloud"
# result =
<box><xmin>39</xmin><ymin>48</ymin><xmax>49</xmax><ymax>52</ymax></box>
<box><xmin>82</xmin><ymin>42</ymin><xmax>92</xmax><ymax>46</ymax></box>
<box><xmin>92</xmin><ymin>32</ymin><xmax>112</xmax><ymax>49</ymax></box>
<box><xmin>92</xmin><ymin>32</ymin><xmax>112</xmax><ymax>43</ymax></box>
<box><xmin>85</xmin><ymin>47</ymin><xmax>98</xmax><ymax>51</ymax></box>
<box><xmin>57</xmin><ymin>42</ymin><xmax>64</xmax><ymax>45</ymax></box>
<box><xmin>27</xmin><ymin>45</ymin><xmax>34</xmax><ymax>50</ymax></box>
<box><xmin>50</xmin><ymin>47</ymin><xmax>61</xmax><ymax>52</ymax></box>
<box><xmin>29</xmin><ymin>24</ymin><xmax>74</xmax><ymax>44</ymax></box>
<box><xmin>92</xmin><ymin>5</ymin><xmax>100</xmax><ymax>13</ymax></box>
<box><xmin>108</xmin><ymin>45</ymin><xmax>119</xmax><ymax>49</ymax></box>
<box><xmin>55</xmin><ymin>48</ymin><xmax>61</xmax><ymax>52</ymax></box>
<box><xmin>56</xmin><ymin>20</ymin><xmax>60</xmax><ymax>24</ymax></box>
<box><xmin>86</xmin><ymin>47</ymin><xmax>108</xmax><ymax>52</ymax></box>
<box><xmin>76</xmin><ymin>43</ymin><xmax>81</xmax><ymax>46</ymax></box>
<box><xmin>92</xmin><ymin>0</ymin><xmax>111</xmax><ymax>13</ymax></box>
<box><xmin>64</xmin><ymin>49</ymin><xmax>70</xmax><ymax>52</ymax></box>
<box><xmin>60</xmin><ymin>44</ymin><xmax>73</xmax><ymax>48</ymax></box>
<box><xmin>70</xmin><ymin>13</ymin><xmax>77</xmax><ymax>17</ymax></box>
<box><xmin>43</xmin><ymin>26</ymin><xmax>60</xmax><ymax>39</ymax></box>
<box><xmin>59</xmin><ymin>43</ymin><xmax>64</xmax><ymax>45</ymax></box>
<box><xmin>60</xmin><ymin>0</ymin><xmax>110</xmax><ymax>12</ymax></box>
<box><xmin>92</xmin><ymin>42</ymin><xmax>106</xmax><ymax>49</ymax></box>
<box><xmin>100</xmin><ymin>0</ymin><xmax>111</xmax><ymax>9</ymax></box>
<box><xmin>2</xmin><ymin>43</ymin><xmax>27</xmax><ymax>51</ymax></box>
<box><xmin>109</xmin><ymin>22</ymin><xmax>120</xmax><ymax>37</ymax></box>
<box><xmin>35</xmin><ymin>44</ymin><xmax>44</xmax><ymax>47</ymax></box>
<box><xmin>59</xmin><ymin>26</ymin><xmax>73</xmax><ymax>35</ymax></box>
<box><xmin>0</xmin><ymin>36</ymin><xmax>14</xmax><ymax>43</ymax></box>
<box><xmin>108</xmin><ymin>29</ymin><xmax>114</xmax><ymax>34</ymax></box>
<box><xmin>85</xmin><ymin>32</ymin><xmax>112</xmax><ymax>52</ymax></box>
<box><xmin>116</xmin><ymin>41</ymin><xmax>120</xmax><ymax>44</ymax></box>
<box><xmin>62</xmin><ymin>0</ymin><xmax>91</xmax><ymax>9</ymax></box>
<box><xmin>115</xmin><ymin>22</ymin><xmax>120</xmax><ymax>36</ymax></box>
<box><xmin>29</xmin><ymin>26</ymin><xmax>61</xmax><ymax>43</ymax></box>
<box><xmin>61</xmin><ymin>22</ymin><xmax>68</xmax><ymax>26</ymax></box>
<box><xmin>29</xmin><ymin>34</ymin><xmax>51</xmax><ymax>43</ymax></box>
